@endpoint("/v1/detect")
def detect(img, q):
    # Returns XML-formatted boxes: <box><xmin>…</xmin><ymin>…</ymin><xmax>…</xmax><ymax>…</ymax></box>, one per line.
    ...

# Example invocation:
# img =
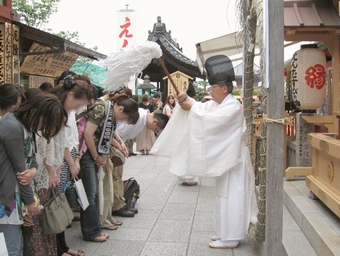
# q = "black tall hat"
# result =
<box><xmin>205</xmin><ymin>55</ymin><xmax>235</xmax><ymax>85</ymax></box>
<box><xmin>186</xmin><ymin>81</ymin><xmax>196</xmax><ymax>98</ymax></box>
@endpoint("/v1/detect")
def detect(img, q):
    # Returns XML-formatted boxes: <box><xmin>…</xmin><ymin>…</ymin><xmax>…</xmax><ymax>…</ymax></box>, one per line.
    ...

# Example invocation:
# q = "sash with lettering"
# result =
<box><xmin>98</xmin><ymin>101</ymin><xmax>116</xmax><ymax>154</ymax></box>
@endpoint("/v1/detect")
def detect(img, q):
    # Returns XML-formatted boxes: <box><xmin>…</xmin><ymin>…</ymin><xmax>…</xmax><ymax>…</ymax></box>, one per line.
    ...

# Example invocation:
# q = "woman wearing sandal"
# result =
<box><xmin>49</xmin><ymin>73</ymin><xmax>93</xmax><ymax>255</ymax></box>
<box><xmin>80</xmin><ymin>87</ymin><xmax>139</xmax><ymax>242</ymax></box>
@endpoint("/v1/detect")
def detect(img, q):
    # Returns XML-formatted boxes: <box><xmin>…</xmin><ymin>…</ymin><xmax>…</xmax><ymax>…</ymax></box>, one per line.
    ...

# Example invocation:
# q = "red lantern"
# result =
<box><xmin>291</xmin><ymin>44</ymin><xmax>326</xmax><ymax>110</ymax></box>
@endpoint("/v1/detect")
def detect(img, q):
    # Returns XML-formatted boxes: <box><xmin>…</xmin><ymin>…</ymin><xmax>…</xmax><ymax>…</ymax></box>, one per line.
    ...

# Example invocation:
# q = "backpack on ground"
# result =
<box><xmin>123</xmin><ymin>178</ymin><xmax>140</xmax><ymax>206</ymax></box>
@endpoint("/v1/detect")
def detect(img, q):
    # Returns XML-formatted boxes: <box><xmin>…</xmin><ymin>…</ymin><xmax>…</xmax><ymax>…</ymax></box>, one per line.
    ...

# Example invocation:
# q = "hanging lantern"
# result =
<box><xmin>291</xmin><ymin>44</ymin><xmax>327</xmax><ymax>110</ymax></box>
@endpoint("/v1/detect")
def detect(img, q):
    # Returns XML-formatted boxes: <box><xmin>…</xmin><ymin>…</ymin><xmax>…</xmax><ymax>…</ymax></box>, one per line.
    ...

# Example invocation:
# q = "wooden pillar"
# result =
<box><xmin>265</xmin><ymin>0</ymin><xmax>285</xmax><ymax>255</ymax></box>
<box><xmin>332</xmin><ymin>34</ymin><xmax>340</xmax><ymax>133</ymax></box>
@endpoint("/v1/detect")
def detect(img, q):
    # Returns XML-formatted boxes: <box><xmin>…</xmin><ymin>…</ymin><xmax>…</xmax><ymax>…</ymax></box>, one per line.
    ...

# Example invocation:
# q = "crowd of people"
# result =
<box><xmin>0</xmin><ymin>54</ymin><xmax>258</xmax><ymax>255</ymax></box>
<box><xmin>0</xmin><ymin>71</ymin><xmax>170</xmax><ymax>256</ymax></box>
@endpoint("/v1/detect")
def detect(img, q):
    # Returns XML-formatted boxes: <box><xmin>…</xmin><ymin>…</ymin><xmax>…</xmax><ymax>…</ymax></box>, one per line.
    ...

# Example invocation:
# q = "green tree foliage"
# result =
<box><xmin>13</xmin><ymin>0</ymin><xmax>102</xmax><ymax>84</ymax></box>
<box><xmin>13</xmin><ymin>0</ymin><xmax>60</xmax><ymax>29</ymax></box>
<box><xmin>193</xmin><ymin>80</ymin><xmax>209</xmax><ymax>101</ymax></box>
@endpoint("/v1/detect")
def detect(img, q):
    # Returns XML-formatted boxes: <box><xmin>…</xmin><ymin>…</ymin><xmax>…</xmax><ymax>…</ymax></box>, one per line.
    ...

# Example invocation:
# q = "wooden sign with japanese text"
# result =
<box><xmin>4</xmin><ymin>23</ymin><xmax>12</xmax><ymax>83</ymax></box>
<box><xmin>163</xmin><ymin>71</ymin><xmax>193</xmax><ymax>96</ymax></box>
<box><xmin>12</xmin><ymin>24</ymin><xmax>20</xmax><ymax>84</ymax></box>
<box><xmin>28</xmin><ymin>75</ymin><xmax>54</xmax><ymax>88</ymax></box>
<box><xmin>0</xmin><ymin>24</ymin><xmax>5</xmax><ymax>83</ymax></box>
<box><xmin>21</xmin><ymin>42</ymin><xmax>78</xmax><ymax>78</ymax></box>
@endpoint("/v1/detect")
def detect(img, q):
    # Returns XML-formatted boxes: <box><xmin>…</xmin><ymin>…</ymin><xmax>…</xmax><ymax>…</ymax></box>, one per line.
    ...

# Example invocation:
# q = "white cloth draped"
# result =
<box><xmin>151</xmin><ymin>94</ymin><xmax>258</xmax><ymax>241</ymax></box>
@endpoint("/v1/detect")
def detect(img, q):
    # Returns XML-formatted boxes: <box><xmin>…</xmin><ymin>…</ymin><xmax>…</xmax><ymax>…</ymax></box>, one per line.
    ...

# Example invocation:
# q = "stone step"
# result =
<box><xmin>283</xmin><ymin>178</ymin><xmax>340</xmax><ymax>256</ymax></box>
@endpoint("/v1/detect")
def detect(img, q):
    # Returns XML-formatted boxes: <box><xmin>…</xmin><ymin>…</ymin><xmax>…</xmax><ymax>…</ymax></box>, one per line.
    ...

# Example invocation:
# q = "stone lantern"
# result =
<box><xmin>136</xmin><ymin>75</ymin><xmax>156</xmax><ymax>96</ymax></box>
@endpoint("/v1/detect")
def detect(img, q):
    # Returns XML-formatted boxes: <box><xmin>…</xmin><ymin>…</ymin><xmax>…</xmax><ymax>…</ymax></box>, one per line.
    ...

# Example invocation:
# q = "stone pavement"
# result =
<box><xmin>65</xmin><ymin>152</ymin><xmax>316</xmax><ymax>256</ymax></box>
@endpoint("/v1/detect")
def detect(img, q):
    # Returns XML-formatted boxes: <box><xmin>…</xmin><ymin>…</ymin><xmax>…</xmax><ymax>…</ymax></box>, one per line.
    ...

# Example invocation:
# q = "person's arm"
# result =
<box><xmin>85</xmin><ymin>102</ymin><xmax>107</xmax><ymax>166</ymax></box>
<box><xmin>45</xmin><ymin>159</ymin><xmax>59</xmax><ymax>188</ymax></box>
<box><xmin>154</xmin><ymin>102</ymin><xmax>161</xmax><ymax>113</ymax></box>
<box><xmin>114</xmin><ymin>130</ymin><xmax>129</xmax><ymax>157</ymax></box>
<box><xmin>2</xmin><ymin>122</ymin><xmax>35</xmax><ymax>207</ymax></box>
<box><xmin>64</xmin><ymin>148</ymin><xmax>79</xmax><ymax>179</ymax></box>
<box><xmin>111</xmin><ymin>138</ymin><xmax>122</xmax><ymax>151</ymax></box>
<box><xmin>17</xmin><ymin>148</ymin><xmax>38</xmax><ymax>185</ymax></box>
<box><xmin>17</xmin><ymin>163</ymin><xmax>37</xmax><ymax>185</ymax></box>
<box><xmin>84</xmin><ymin>121</ymin><xmax>106</xmax><ymax>166</ymax></box>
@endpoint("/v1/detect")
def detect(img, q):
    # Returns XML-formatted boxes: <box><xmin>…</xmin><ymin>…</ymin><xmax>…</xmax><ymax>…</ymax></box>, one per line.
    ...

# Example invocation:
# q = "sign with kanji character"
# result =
<box><xmin>4</xmin><ymin>23</ymin><xmax>12</xmax><ymax>83</ymax></box>
<box><xmin>117</xmin><ymin>7</ymin><xmax>136</xmax><ymax>49</ymax></box>
<box><xmin>21</xmin><ymin>42</ymin><xmax>78</xmax><ymax>78</ymax></box>
<box><xmin>163</xmin><ymin>71</ymin><xmax>193</xmax><ymax>96</ymax></box>
<box><xmin>0</xmin><ymin>24</ymin><xmax>5</xmax><ymax>84</ymax></box>
<box><xmin>28</xmin><ymin>75</ymin><xmax>54</xmax><ymax>88</ymax></box>
<box><xmin>12</xmin><ymin>24</ymin><xmax>20</xmax><ymax>84</ymax></box>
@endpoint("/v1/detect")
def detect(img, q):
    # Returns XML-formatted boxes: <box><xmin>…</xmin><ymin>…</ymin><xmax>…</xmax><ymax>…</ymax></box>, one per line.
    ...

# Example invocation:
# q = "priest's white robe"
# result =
<box><xmin>151</xmin><ymin>94</ymin><xmax>258</xmax><ymax>241</ymax></box>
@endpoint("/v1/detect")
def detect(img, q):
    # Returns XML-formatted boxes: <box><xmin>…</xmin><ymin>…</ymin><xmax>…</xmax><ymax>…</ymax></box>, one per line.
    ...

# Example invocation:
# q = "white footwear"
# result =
<box><xmin>211</xmin><ymin>235</ymin><xmax>220</xmax><ymax>241</ymax></box>
<box><xmin>209</xmin><ymin>240</ymin><xmax>239</xmax><ymax>249</ymax></box>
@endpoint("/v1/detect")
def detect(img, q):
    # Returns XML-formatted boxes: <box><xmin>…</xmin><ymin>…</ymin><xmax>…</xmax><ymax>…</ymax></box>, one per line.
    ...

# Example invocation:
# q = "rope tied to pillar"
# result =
<box><xmin>263</xmin><ymin>114</ymin><xmax>294</xmax><ymax>126</ymax></box>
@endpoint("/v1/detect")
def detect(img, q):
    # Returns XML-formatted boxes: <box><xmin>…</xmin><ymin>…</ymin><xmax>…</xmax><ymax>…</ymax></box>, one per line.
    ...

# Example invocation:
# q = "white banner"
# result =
<box><xmin>117</xmin><ymin>8</ymin><xmax>136</xmax><ymax>49</ymax></box>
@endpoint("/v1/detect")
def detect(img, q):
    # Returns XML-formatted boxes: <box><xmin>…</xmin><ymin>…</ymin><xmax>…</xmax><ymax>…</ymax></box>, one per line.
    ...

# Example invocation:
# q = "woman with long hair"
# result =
<box><xmin>0</xmin><ymin>93</ymin><xmax>65</xmax><ymax>256</ymax></box>
<box><xmin>24</xmin><ymin>88</ymin><xmax>61</xmax><ymax>256</ymax></box>
<box><xmin>163</xmin><ymin>94</ymin><xmax>176</xmax><ymax>118</ymax></box>
<box><xmin>48</xmin><ymin>74</ymin><xmax>93</xmax><ymax>256</ymax></box>
<box><xmin>80</xmin><ymin>89</ymin><xmax>139</xmax><ymax>242</ymax></box>
<box><xmin>0</xmin><ymin>83</ymin><xmax>25</xmax><ymax>118</ymax></box>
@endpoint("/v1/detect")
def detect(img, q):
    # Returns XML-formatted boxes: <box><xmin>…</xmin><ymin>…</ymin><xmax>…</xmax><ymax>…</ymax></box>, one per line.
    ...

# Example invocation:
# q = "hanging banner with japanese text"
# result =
<box><xmin>12</xmin><ymin>24</ymin><xmax>20</xmax><ymax>84</ymax></box>
<box><xmin>4</xmin><ymin>23</ymin><xmax>12</xmax><ymax>83</ymax></box>
<box><xmin>0</xmin><ymin>23</ymin><xmax>21</xmax><ymax>84</ymax></box>
<box><xmin>117</xmin><ymin>7</ymin><xmax>136</xmax><ymax>49</ymax></box>
<box><xmin>0</xmin><ymin>24</ymin><xmax>5</xmax><ymax>84</ymax></box>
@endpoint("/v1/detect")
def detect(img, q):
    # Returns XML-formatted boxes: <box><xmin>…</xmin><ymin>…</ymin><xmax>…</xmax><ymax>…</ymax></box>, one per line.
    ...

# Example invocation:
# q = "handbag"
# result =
<box><xmin>42</xmin><ymin>189</ymin><xmax>74</xmax><ymax>235</ymax></box>
<box><xmin>65</xmin><ymin>184</ymin><xmax>80</xmax><ymax>209</ymax></box>
<box><xmin>74</xmin><ymin>177</ymin><xmax>89</xmax><ymax>211</ymax></box>
<box><xmin>110</xmin><ymin>146</ymin><xmax>125</xmax><ymax>167</ymax></box>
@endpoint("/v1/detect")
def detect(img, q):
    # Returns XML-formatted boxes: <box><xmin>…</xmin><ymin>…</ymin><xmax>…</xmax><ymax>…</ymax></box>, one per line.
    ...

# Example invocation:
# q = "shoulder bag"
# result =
<box><xmin>42</xmin><ymin>188</ymin><xmax>74</xmax><ymax>235</ymax></box>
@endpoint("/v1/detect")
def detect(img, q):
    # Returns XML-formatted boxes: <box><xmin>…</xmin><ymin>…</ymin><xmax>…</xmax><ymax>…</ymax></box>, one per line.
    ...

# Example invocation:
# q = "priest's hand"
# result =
<box><xmin>176</xmin><ymin>92</ymin><xmax>188</xmax><ymax>103</ymax></box>
<box><xmin>177</xmin><ymin>92</ymin><xmax>192</xmax><ymax>111</ymax></box>
<box><xmin>179</xmin><ymin>100</ymin><xmax>193</xmax><ymax>111</ymax></box>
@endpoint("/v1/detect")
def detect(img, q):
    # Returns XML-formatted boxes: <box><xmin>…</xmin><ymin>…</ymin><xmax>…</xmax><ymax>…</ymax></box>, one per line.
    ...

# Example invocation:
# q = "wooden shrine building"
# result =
<box><xmin>142</xmin><ymin>16</ymin><xmax>204</xmax><ymax>98</ymax></box>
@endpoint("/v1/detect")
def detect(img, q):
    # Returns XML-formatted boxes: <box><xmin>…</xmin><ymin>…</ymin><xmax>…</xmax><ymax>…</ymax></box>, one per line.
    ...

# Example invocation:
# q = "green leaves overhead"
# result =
<box><xmin>13</xmin><ymin>0</ymin><xmax>61</xmax><ymax>28</ymax></box>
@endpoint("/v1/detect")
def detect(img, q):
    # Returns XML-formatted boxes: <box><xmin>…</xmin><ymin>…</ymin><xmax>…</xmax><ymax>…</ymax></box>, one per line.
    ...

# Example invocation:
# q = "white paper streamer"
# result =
<box><xmin>101</xmin><ymin>41</ymin><xmax>162</xmax><ymax>92</ymax></box>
